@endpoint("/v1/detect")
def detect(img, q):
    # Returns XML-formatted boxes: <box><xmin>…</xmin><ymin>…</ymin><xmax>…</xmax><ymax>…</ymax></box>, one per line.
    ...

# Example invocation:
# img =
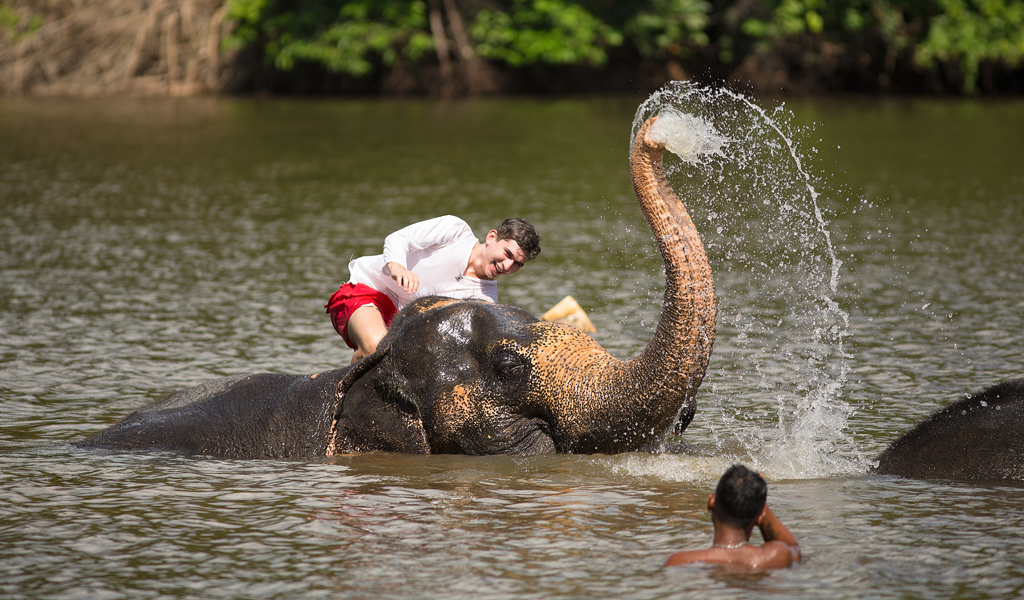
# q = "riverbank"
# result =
<box><xmin>0</xmin><ymin>0</ymin><xmax>235</xmax><ymax>96</ymax></box>
<box><xmin>2</xmin><ymin>0</ymin><xmax>1023</xmax><ymax>97</ymax></box>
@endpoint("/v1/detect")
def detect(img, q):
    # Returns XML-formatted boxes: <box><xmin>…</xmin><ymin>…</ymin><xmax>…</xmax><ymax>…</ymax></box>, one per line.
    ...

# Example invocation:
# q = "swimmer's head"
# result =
<box><xmin>713</xmin><ymin>464</ymin><xmax>767</xmax><ymax>528</ymax></box>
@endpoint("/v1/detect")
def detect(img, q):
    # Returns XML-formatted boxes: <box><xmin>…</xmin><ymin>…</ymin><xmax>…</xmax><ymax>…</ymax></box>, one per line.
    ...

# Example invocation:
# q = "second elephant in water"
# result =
<box><xmin>874</xmin><ymin>378</ymin><xmax>1024</xmax><ymax>481</ymax></box>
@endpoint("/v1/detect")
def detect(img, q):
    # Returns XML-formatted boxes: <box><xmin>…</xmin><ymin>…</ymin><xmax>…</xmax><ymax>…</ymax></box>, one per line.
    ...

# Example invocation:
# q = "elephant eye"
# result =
<box><xmin>492</xmin><ymin>350</ymin><xmax>527</xmax><ymax>378</ymax></box>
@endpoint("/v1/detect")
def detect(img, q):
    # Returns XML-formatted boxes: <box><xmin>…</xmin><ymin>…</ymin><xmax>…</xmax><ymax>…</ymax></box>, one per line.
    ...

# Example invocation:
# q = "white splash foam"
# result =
<box><xmin>646</xmin><ymin>108</ymin><xmax>730</xmax><ymax>164</ymax></box>
<box><xmin>610</xmin><ymin>453</ymin><xmax>739</xmax><ymax>484</ymax></box>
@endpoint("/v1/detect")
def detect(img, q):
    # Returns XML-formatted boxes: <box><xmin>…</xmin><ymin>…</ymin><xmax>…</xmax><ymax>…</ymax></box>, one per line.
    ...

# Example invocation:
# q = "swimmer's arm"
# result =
<box><xmin>755</xmin><ymin>506</ymin><xmax>801</xmax><ymax>567</ymax></box>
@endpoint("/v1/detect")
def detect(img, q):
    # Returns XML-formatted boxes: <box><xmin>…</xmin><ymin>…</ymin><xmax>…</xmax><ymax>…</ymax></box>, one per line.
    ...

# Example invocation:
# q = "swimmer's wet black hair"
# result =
<box><xmin>714</xmin><ymin>464</ymin><xmax>767</xmax><ymax>528</ymax></box>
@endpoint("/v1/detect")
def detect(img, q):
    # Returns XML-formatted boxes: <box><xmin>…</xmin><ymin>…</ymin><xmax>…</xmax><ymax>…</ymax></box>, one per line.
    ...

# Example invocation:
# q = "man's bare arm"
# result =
<box><xmin>754</xmin><ymin>506</ymin><xmax>801</xmax><ymax>567</ymax></box>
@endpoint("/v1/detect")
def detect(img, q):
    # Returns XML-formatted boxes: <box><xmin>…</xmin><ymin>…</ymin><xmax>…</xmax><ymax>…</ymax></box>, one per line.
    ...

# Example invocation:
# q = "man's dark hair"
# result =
<box><xmin>714</xmin><ymin>464</ymin><xmax>768</xmax><ymax>528</ymax></box>
<box><xmin>495</xmin><ymin>218</ymin><xmax>541</xmax><ymax>261</ymax></box>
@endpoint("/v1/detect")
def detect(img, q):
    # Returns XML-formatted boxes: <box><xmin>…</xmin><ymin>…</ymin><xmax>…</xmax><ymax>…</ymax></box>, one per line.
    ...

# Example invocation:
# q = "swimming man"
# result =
<box><xmin>665</xmin><ymin>464</ymin><xmax>801</xmax><ymax>569</ymax></box>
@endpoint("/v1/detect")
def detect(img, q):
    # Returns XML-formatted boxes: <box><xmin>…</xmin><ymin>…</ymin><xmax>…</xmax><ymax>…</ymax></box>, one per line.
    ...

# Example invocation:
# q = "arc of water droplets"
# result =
<box><xmin>718</xmin><ymin>89</ymin><xmax>865</xmax><ymax>477</ymax></box>
<box><xmin>720</xmin><ymin>89</ymin><xmax>844</xmax><ymax>300</ymax></box>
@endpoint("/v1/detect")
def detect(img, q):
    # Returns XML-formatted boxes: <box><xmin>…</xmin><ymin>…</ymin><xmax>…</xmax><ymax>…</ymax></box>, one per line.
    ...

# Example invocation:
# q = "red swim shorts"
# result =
<box><xmin>325</xmin><ymin>283</ymin><xmax>398</xmax><ymax>349</ymax></box>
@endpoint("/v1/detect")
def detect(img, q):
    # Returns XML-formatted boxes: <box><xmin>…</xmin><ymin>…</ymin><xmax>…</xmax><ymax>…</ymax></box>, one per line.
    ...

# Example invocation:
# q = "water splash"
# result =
<box><xmin>634</xmin><ymin>81</ymin><xmax>861</xmax><ymax>479</ymax></box>
<box><xmin>610</xmin><ymin>453</ymin><xmax>739</xmax><ymax>484</ymax></box>
<box><xmin>645</xmin><ymin>108</ymin><xmax>730</xmax><ymax>164</ymax></box>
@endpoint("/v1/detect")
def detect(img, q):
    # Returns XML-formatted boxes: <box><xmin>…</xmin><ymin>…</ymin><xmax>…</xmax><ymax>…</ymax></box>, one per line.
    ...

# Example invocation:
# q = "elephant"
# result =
<box><xmin>77</xmin><ymin>114</ymin><xmax>717</xmax><ymax>459</ymax></box>
<box><xmin>873</xmin><ymin>378</ymin><xmax>1024</xmax><ymax>481</ymax></box>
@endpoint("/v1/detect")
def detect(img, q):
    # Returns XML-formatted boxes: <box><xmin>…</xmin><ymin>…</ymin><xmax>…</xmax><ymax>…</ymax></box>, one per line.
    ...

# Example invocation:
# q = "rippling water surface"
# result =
<box><xmin>2</xmin><ymin>93</ymin><xmax>1023</xmax><ymax>599</ymax></box>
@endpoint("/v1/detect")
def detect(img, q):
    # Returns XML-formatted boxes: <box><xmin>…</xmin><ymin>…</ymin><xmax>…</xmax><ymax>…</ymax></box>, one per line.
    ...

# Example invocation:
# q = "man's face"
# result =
<box><xmin>483</xmin><ymin>232</ymin><xmax>528</xmax><ymax>279</ymax></box>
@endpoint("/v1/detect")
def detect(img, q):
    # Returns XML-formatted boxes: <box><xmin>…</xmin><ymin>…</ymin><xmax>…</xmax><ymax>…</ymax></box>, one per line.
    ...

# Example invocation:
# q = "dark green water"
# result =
<box><xmin>1</xmin><ymin>93</ymin><xmax>1022</xmax><ymax>599</ymax></box>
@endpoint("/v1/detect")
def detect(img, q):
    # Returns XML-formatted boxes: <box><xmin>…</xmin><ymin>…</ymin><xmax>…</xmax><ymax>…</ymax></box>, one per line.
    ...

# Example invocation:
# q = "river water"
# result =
<box><xmin>1</xmin><ymin>91</ymin><xmax>1022</xmax><ymax>599</ymax></box>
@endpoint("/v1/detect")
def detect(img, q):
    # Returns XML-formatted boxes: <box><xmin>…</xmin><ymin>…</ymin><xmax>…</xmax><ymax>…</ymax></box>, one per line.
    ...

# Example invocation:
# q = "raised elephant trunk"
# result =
<box><xmin>630</xmin><ymin>116</ymin><xmax>717</xmax><ymax>417</ymax></box>
<box><xmin>528</xmin><ymin>115</ymin><xmax>716</xmax><ymax>453</ymax></box>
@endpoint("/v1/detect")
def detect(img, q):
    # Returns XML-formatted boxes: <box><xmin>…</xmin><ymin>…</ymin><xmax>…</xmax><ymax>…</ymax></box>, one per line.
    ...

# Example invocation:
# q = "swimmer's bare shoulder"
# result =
<box><xmin>665</xmin><ymin>540</ymin><xmax>799</xmax><ymax>569</ymax></box>
<box><xmin>664</xmin><ymin>541</ymin><xmax>798</xmax><ymax>569</ymax></box>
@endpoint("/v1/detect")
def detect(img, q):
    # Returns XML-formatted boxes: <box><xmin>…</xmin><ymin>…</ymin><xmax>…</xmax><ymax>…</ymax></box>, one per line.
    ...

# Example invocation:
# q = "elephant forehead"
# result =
<box><xmin>435</xmin><ymin>309</ymin><xmax>473</xmax><ymax>344</ymax></box>
<box><xmin>417</xmin><ymin>304</ymin><xmax>530</xmax><ymax>363</ymax></box>
<box><xmin>400</xmin><ymin>296</ymin><xmax>460</xmax><ymax>319</ymax></box>
<box><xmin>418</xmin><ymin>311</ymin><xmax>479</xmax><ymax>385</ymax></box>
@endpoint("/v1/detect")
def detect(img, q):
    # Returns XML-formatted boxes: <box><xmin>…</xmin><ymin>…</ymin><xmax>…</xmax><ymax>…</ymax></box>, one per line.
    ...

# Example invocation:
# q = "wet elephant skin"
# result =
<box><xmin>77</xmin><ymin>369</ymin><xmax>348</xmax><ymax>459</ymax></box>
<box><xmin>874</xmin><ymin>378</ymin><xmax>1024</xmax><ymax>481</ymax></box>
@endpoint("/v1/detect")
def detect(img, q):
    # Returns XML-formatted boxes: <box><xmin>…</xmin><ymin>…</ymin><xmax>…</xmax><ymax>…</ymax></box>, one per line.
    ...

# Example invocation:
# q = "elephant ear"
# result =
<box><xmin>326</xmin><ymin>338</ymin><xmax>430</xmax><ymax>455</ymax></box>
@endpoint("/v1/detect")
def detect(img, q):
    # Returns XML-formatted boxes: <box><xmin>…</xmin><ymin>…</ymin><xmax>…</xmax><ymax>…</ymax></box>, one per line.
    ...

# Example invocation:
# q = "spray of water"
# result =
<box><xmin>645</xmin><ymin>108</ymin><xmax>731</xmax><ymax>164</ymax></box>
<box><xmin>626</xmin><ymin>81</ymin><xmax>862</xmax><ymax>481</ymax></box>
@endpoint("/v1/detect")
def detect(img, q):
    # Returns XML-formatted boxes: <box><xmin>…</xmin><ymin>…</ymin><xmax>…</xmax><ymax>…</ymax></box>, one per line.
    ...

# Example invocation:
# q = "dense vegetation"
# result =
<box><xmin>1</xmin><ymin>0</ymin><xmax>1021</xmax><ymax>95</ymax></box>
<box><xmin>222</xmin><ymin>0</ymin><xmax>1024</xmax><ymax>94</ymax></box>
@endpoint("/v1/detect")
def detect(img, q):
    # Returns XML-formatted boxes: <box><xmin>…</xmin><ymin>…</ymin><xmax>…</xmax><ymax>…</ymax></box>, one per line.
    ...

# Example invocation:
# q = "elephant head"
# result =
<box><xmin>328</xmin><ymin>115</ymin><xmax>717</xmax><ymax>456</ymax></box>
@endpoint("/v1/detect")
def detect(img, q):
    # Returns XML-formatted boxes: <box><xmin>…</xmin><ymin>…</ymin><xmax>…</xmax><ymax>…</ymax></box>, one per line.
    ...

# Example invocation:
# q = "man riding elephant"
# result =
<box><xmin>77</xmin><ymin>112</ymin><xmax>717</xmax><ymax>459</ymax></box>
<box><xmin>326</xmin><ymin>216</ymin><xmax>541</xmax><ymax>363</ymax></box>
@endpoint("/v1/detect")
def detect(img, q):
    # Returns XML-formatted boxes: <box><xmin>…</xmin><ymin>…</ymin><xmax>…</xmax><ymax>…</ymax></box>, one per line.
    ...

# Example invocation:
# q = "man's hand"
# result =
<box><xmin>755</xmin><ymin>505</ymin><xmax>801</xmax><ymax>564</ymax></box>
<box><xmin>387</xmin><ymin>262</ymin><xmax>419</xmax><ymax>294</ymax></box>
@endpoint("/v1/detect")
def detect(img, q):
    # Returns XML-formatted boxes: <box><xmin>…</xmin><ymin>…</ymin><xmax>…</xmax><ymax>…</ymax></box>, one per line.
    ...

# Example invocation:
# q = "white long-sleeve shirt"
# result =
<box><xmin>347</xmin><ymin>215</ymin><xmax>498</xmax><ymax>310</ymax></box>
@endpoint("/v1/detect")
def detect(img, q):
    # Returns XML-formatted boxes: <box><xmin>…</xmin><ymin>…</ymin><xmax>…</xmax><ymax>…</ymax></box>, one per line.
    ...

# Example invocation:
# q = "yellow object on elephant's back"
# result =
<box><xmin>541</xmin><ymin>296</ymin><xmax>597</xmax><ymax>333</ymax></box>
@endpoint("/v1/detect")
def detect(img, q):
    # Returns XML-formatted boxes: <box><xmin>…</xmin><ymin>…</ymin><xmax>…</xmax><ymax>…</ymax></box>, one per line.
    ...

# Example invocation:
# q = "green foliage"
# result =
<box><xmin>740</xmin><ymin>0</ymin><xmax>928</xmax><ymax>52</ymax></box>
<box><xmin>470</xmin><ymin>0</ymin><xmax>623</xmax><ymax>67</ymax></box>
<box><xmin>0</xmin><ymin>5</ymin><xmax>42</xmax><ymax>43</ymax></box>
<box><xmin>916</xmin><ymin>0</ymin><xmax>1024</xmax><ymax>92</ymax></box>
<box><xmin>732</xmin><ymin>0</ymin><xmax>1024</xmax><ymax>91</ymax></box>
<box><xmin>741</xmin><ymin>0</ymin><xmax>826</xmax><ymax>41</ymax></box>
<box><xmin>219</xmin><ymin>0</ymin><xmax>1024</xmax><ymax>93</ymax></box>
<box><xmin>623</xmin><ymin>0</ymin><xmax>711</xmax><ymax>59</ymax></box>
<box><xmin>866</xmin><ymin>1</ymin><xmax>936</xmax><ymax>54</ymax></box>
<box><xmin>225</xmin><ymin>0</ymin><xmax>433</xmax><ymax>75</ymax></box>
